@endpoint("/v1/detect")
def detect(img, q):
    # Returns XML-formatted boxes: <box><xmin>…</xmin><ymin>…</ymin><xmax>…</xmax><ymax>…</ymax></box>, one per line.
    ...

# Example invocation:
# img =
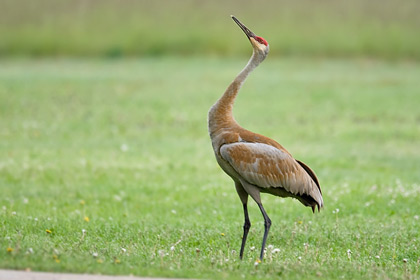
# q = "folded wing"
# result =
<box><xmin>220</xmin><ymin>142</ymin><xmax>323</xmax><ymax>209</ymax></box>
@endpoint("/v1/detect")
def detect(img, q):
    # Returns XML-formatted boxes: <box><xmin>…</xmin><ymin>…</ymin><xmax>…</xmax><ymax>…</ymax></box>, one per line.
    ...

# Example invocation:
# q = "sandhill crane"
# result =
<box><xmin>208</xmin><ymin>16</ymin><xmax>324</xmax><ymax>261</ymax></box>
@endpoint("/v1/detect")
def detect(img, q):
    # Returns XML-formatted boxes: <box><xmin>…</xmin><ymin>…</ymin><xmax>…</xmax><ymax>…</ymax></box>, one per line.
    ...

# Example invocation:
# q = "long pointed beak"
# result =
<box><xmin>231</xmin><ymin>15</ymin><xmax>256</xmax><ymax>40</ymax></box>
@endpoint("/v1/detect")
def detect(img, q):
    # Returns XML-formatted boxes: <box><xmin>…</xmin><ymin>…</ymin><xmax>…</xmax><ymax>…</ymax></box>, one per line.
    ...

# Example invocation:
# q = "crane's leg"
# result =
<box><xmin>235</xmin><ymin>182</ymin><xmax>250</xmax><ymax>260</ymax></box>
<box><xmin>238</xmin><ymin>180</ymin><xmax>271</xmax><ymax>261</ymax></box>
<box><xmin>239</xmin><ymin>203</ymin><xmax>251</xmax><ymax>259</ymax></box>
<box><xmin>257</xmin><ymin>203</ymin><xmax>271</xmax><ymax>261</ymax></box>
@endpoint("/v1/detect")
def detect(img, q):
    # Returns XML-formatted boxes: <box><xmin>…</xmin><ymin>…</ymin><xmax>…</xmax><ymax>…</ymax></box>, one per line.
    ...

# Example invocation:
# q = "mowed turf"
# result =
<box><xmin>0</xmin><ymin>57</ymin><xmax>419</xmax><ymax>279</ymax></box>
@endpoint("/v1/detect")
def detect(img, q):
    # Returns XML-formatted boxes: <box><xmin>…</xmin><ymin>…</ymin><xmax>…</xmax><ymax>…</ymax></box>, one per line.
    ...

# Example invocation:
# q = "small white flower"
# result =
<box><xmin>120</xmin><ymin>144</ymin><xmax>129</xmax><ymax>152</ymax></box>
<box><xmin>171</xmin><ymin>209</ymin><xmax>177</xmax><ymax>214</ymax></box>
<box><xmin>121</xmin><ymin>248</ymin><xmax>127</xmax><ymax>253</ymax></box>
<box><xmin>82</xmin><ymin>229</ymin><xmax>87</xmax><ymax>234</ymax></box>
<box><xmin>250</xmin><ymin>246</ymin><xmax>255</xmax><ymax>251</ymax></box>
<box><xmin>272</xmin><ymin>248</ymin><xmax>280</xmax><ymax>253</ymax></box>
<box><xmin>170</xmin><ymin>246</ymin><xmax>175</xmax><ymax>251</ymax></box>
<box><xmin>11</xmin><ymin>211</ymin><xmax>16</xmax><ymax>215</ymax></box>
<box><xmin>267</xmin><ymin>244</ymin><xmax>274</xmax><ymax>250</ymax></box>
<box><xmin>414</xmin><ymin>215</ymin><xmax>419</xmax><ymax>220</ymax></box>
<box><xmin>27</xmin><ymin>248</ymin><xmax>34</xmax><ymax>254</ymax></box>
<box><xmin>34</xmin><ymin>217</ymin><xmax>38</xmax><ymax>221</ymax></box>
<box><xmin>403</xmin><ymin>258</ymin><xmax>408</xmax><ymax>263</ymax></box>
<box><xmin>347</xmin><ymin>249</ymin><xmax>352</xmax><ymax>259</ymax></box>
<box><xmin>375</xmin><ymin>255</ymin><xmax>380</xmax><ymax>259</ymax></box>
<box><xmin>92</xmin><ymin>252</ymin><xmax>98</xmax><ymax>257</ymax></box>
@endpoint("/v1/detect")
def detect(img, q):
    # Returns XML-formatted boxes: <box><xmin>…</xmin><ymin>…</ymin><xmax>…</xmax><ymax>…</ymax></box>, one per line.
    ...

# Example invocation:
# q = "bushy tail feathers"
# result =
<box><xmin>296</xmin><ymin>160</ymin><xmax>323</xmax><ymax>213</ymax></box>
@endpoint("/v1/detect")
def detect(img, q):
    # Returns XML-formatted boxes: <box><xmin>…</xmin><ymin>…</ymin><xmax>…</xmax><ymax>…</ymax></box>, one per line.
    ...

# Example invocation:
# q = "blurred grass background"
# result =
<box><xmin>1</xmin><ymin>1</ymin><xmax>420</xmax><ymax>278</ymax></box>
<box><xmin>1</xmin><ymin>0</ymin><xmax>420</xmax><ymax>59</ymax></box>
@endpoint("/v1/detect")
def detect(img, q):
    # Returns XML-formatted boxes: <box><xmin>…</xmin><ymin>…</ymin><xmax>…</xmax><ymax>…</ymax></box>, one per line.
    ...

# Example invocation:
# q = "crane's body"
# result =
<box><xmin>208</xmin><ymin>16</ymin><xmax>323</xmax><ymax>261</ymax></box>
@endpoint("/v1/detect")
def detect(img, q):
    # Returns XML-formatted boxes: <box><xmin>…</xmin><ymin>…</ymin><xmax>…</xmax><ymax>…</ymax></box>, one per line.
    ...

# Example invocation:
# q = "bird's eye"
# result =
<box><xmin>255</xmin><ymin>36</ymin><xmax>268</xmax><ymax>46</ymax></box>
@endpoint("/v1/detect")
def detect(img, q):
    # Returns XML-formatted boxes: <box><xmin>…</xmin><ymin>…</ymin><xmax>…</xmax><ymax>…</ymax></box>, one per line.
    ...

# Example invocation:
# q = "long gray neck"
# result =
<box><xmin>234</xmin><ymin>50</ymin><xmax>262</xmax><ymax>89</ymax></box>
<box><xmin>208</xmin><ymin>50</ymin><xmax>265</xmax><ymax>134</ymax></box>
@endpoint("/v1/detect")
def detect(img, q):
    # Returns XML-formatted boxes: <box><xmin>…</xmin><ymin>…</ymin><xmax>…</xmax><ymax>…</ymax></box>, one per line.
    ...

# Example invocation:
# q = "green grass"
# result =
<box><xmin>0</xmin><ymin>56</ymin><xmax>420</xmax><ymax>279</ymax></box>
<box><xmin>1</xmin><ymin>0</ymin><xmax>420</xmax><ymax>59</ymax></box>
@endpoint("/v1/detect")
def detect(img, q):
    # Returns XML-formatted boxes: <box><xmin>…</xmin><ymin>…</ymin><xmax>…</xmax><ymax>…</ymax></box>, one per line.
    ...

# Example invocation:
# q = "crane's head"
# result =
<box><xmin>231</xmin><ymin>15</ymin><xmax>269</xmax><ymax>57</ymax></box>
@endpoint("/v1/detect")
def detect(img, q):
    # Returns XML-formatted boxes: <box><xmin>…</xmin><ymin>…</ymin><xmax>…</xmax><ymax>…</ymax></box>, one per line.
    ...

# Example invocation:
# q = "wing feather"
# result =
<box><xmin>220</xmin><ymin>142</ymin><xmax>323</xmax><ymax>207</ymax></box>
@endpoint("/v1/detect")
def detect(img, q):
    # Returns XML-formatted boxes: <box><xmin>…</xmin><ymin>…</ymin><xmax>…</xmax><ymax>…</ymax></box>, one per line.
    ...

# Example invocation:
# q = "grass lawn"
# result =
<box><xmin>0</xmin><ymin>56</ymin><xmax>419</xmax><ymax>279</ymax></box>
<box><xmin>1</xmin><ymin>0</ymin><xmax>420</xmax><ymax>59</ymax></box>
